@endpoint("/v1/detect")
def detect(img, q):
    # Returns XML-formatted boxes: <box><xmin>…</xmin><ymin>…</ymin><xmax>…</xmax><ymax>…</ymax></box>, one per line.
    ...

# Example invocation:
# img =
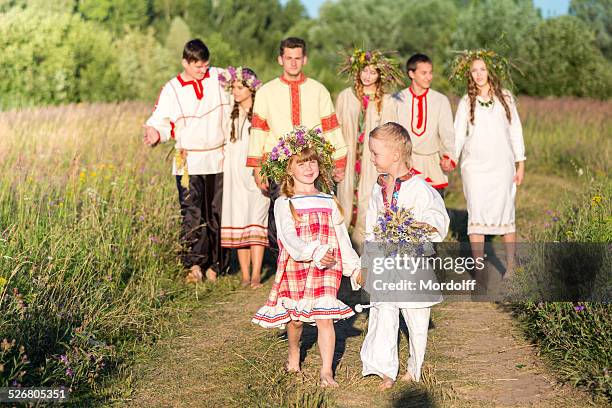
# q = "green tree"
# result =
<box><xmin>517</xmin><ymin>15</ymin><xmax>612</xmax><ymax>98</ymax></box>
<box><xmin>164</xmin><ymin>16</ymin><xmax>191</xmax><ymax>61</ymax></box>
<box><xmin>569</xmin><ymin>0</ymin><xmax>612</xmax><ymax>59</ymax></box>
<box><xmin>78</xmin><ymin>0</ymin><xmax>151</xmax><ymax>34</ymax></box>
<box><xmin>0</xmin><ymin>8</ymin><xmax>122</xmax><ymax>108</ymax></box>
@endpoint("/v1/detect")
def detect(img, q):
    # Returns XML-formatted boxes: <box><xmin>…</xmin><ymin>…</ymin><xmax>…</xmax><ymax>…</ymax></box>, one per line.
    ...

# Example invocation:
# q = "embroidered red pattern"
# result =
<box><xmin>321</xmin><ymin>113</ymin><xmax>340</xmax><ymax>132</ymax></box>
<box><xmin>251</xmin><ymin>113</ymin><xmax>270</xmax><ymax>131</ymax></box>
<box><xmin>409</xmin><ymin>88</ymin><xmax>428</xmax><ymax>137</ymax></box>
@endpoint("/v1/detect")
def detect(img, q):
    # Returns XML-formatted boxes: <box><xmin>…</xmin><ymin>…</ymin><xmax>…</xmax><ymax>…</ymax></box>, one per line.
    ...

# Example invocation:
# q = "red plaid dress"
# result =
<box><xmin>252</xmin><ymin>194</ymin><xmax>355</xmax><ymax>328</ymax></box>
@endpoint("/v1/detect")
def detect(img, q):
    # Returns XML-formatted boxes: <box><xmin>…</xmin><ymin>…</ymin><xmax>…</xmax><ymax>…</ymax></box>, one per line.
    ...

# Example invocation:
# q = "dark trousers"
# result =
<box><xmin>176</xmin><ymin>174</ymin><xmax>229</xmax><ymax>274</ymax></box>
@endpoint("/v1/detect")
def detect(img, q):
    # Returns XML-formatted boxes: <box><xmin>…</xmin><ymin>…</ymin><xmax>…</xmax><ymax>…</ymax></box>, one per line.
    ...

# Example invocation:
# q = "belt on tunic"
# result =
<box><xmin>173</xmin><ymin>143</ymin><xmax>226</xmax><ymax>188</ymax></box>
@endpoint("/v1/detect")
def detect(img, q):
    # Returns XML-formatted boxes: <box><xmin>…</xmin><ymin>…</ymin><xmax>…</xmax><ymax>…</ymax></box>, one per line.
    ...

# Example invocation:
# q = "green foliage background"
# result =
<box><xmin>0</xmin><ymin>0</ymin><xmax>611</xmax><ymax>108</ymax></box>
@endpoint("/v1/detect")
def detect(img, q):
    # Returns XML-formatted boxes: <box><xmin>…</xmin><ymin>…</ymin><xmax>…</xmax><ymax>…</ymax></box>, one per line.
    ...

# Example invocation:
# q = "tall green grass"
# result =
<box><xmin>0</xmin><ymin>103</ymin><xmax>194</xmax><ymax>401</ymax></box>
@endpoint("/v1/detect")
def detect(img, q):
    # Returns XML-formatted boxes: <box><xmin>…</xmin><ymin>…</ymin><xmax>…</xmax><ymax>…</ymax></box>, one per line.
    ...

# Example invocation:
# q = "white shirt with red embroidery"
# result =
<box><xmin>146</xmin><ymin>67</ymin><xmax>230</xmax><ymax>175</ymax></box>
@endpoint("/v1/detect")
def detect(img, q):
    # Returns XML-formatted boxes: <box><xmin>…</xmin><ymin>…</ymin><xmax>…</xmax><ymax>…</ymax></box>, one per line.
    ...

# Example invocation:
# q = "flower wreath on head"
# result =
<box><xmin>260</xmin><ymin>126</ymin><xmax>336</xmax><ymax>192</ymax></box>
<box><xmin>218</xmin><ymin>66</ymin><xmax>262</xmax><ymax>92</ymax></box>
<box><xmin>339</xmin><ymin>48</ymin><xmax>404</xmax><ymax>87</ymax></box>
<box><xmin>448</xmin><ymin>49</ymin><xmax>516</xmax><ymax>90</ymax></box>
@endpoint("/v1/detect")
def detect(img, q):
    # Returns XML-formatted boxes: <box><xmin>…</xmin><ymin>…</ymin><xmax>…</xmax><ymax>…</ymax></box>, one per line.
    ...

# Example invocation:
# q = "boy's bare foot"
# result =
<box><xmin>185</xmin><ymin>265</ymin><xmax>203</xmax><ymax>283</ymax></box>
<box><xmin>379</xmin><ymin>375</ymin><xmax>395</xmax><ymax>390</ymax></box>
<box><xmin>400</xmin><ymin>372</ymin><xmax>415</xmax><ymax>382</ymax></box>
<box><xmin>250</xmin><ymin>281</ymin><xmax>263</xmax><ymax>289</ymax></box>
<box><xmin>205</xmin><ymin>267</ymin><xmax>217</xmax><ymax>282</ymax></box>
<box><xmin>285</xmin><ymin>361</ymin><xmax>301</xmax><ymax>373</ymax></box>
<box><xmin>240</xmin><ymin>279</ymin><xmax>250</xmax><ymax>288</ymax></box>
<box><xmin>320</xmin><ymin>370</ymin><xmax>338</xmax><ymax>388</ymax></box>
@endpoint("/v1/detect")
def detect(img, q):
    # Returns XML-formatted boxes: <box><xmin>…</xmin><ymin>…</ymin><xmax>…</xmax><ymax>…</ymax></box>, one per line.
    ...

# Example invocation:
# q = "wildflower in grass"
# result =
<box><xmin>59</xmin><ymin>354</ymin><xmax>69</xmax><ymax>365</ymax></box>
<box><xmin>0</xmin><ymin>276</ymin><xmax>7</xmax><ymax>289</ymax></box>
<box><xmin>149</xmin><ymin>236</ymin><xmax>160</xmax><ymax>244</ymax></box>
<box><xmin>66</xmin><ymin>367</ymin><xmax>74</xmax><ymax>377</ymax></box>
<box><xmin>591</xmin><ymin>195</ymin><xmax>602</xmax><ymax>206</ymax></box>
<box><xmin>574</xmin><ymin>305</ymin><xmax>585</xmax><ymax>312</ymax></box>
<box><xmin>552</xmin><ymin>216</ymin><xmax>559</xmax><ymax>222</ymax></box>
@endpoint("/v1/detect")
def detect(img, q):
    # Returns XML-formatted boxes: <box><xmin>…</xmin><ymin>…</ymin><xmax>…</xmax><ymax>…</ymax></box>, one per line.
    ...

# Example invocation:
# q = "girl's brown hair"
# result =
<box><xmin>281</xmin><ymin>147</ymin><xmax>344</xmax><ymax>222</ymax></box>
<box><xmin>354</xmin><ymin>66</ymin><xmax>384</xmax><ymax>114</ymax></box>
<box><xmin>467</xmin><ymin>59</ymin><xmax>512</xmax><ymax>125</ymax></box>
<box><xmin>230</xmin><ymin>68</ymin><xmax>257</xmax><ymax>142</ymax></box>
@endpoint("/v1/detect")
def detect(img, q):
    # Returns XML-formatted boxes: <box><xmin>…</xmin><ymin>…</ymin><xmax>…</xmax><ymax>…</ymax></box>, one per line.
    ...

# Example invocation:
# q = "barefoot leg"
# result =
<box><xmin>237</xmin><ymin>248</ymin><xmax>251</xmax><ymax>286</ymax></box>
<box><xmin>316</xmin><ymin>319</ymin><xmax>338</xmax><ymax>387</ymax></box>
<box><xmin>250</xmin><ymin>245</ymin><xmax>264</xmax><ymax>288</ymax></box>
<box><xmin>286</xmin><ymin>320</ymin><xmax>303</xmax><ymax>372</ymax></box>
<box><xmin>379</xmin><ymin>375</ymin><xmax>395</xmax><ymax>390</ymax></box>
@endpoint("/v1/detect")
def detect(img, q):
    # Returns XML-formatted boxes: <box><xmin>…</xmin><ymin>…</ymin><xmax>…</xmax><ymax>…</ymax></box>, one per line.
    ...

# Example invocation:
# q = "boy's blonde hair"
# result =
<box><xmin>369</xmin><ymin>122</ymin><xmax>412</xmax><ymax>167</ymax></box>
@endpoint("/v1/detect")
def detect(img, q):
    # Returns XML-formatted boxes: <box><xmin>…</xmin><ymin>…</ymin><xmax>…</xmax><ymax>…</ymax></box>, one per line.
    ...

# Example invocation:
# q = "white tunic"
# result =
<box><xmin>221</xmin><ymin>106</ymin><xmax>270</xmax><ymax>248</ymax></box>
<box><xmin>454</xmin><ymin>92</ymin><xmax>526</xmax><ymax>235</ymax></box>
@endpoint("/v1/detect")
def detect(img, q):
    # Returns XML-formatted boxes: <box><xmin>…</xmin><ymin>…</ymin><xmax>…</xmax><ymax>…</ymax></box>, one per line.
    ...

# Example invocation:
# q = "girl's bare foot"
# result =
<box><xmin>320</xmin><ymin>370</ymin><xmax>338</xmax><ymax>388</ymax></box>
<box><xmin>379</xmin><ymin>375</ymin><xmax>395</xmax><ymax>390</ymax></box>
<box><xmin>205</xmin><ymin>267</ymin><xmax>217</xmax><ymax>282</ymax></box>
<box><xmin>400</xmin><ymin>372</ymin><xmax>415</xmax><ymax>382</ymax></box>
<box><xmin>250</xmin><ymin>281</ymin><xmax>263</xmax><ymax>289</ymax></box>
<box><xmin>240</xmin><ymin>279</ymin><xmax>250</xmax><ymax>288</ymax></box>
<box><xmin>285</xmin><ymin>361</ymin><xmax>301</xmax><ymax>373</ymax></box>
<box><xmin>286</xmin><ymin>347</ymin><xmax>301</xmax><ymax>373</ymax></box>
<box><xmin>185</xmin><ymin>265</ymin><xmax>203</xmax><ymax>283</ymax></box>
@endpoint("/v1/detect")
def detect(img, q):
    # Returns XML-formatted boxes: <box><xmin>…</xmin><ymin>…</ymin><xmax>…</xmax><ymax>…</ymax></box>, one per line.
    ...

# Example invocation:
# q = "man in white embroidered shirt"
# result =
<box><xmin>143</xmin><ymin>39</ymin><xmax>230</xmax><ymax>284</ymax></box>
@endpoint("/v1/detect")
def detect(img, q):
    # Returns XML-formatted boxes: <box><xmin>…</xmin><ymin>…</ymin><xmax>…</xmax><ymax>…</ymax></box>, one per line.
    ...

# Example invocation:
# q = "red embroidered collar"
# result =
<box><xmin>377</xmin><ymin>168</ymin><xmax>420</xmax><ymax>209</ymax></box>
<box><xmin>408</xmin><ymin>87</ymin><xmax>429</xmax><ymax>137</ymax></box>
<box><xmin>279</xmin><ymin>72</ymin><xmax>307</xmax><ymax>85</ymax></box>
<box><xmin>177</xmin><ymin>70</ymin><xmax>210</xmax><ymax>100</ymax></box>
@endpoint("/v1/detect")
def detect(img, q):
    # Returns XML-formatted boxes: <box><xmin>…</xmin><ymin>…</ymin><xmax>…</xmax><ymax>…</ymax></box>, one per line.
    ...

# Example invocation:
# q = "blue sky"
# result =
<box><xmin>282</xmin><ymin>0</ymin><xmax>570</xmax><ymax>18</ymax></box>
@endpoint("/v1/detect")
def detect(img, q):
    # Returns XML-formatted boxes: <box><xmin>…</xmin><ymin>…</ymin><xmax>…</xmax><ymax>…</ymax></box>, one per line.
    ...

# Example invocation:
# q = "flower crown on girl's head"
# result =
<box><xmin>339</xmin><ymin>48</ymin><xmax>404</xmax><ymax>87</ymax></box>
<box><xmin>260</xmin><ymin>126</ymin><xmax>336</xmax><ymax>186</ymax></box>
<box><xmin>448</xmin><ymin>49</ymin><xmax>515</xmax><ymax>90</ymax></box>
<box><xmin>218</xmin><ymin>66</ymin><xmax>262</xmax><ymax>92</ymax></box>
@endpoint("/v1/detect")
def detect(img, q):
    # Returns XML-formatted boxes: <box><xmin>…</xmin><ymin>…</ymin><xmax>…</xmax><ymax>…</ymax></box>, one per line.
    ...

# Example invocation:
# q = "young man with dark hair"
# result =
<box><xmin>392</xmin><ymin>53</ymin><xmax>456</xmax><ymax>196</ymax></box>
<box><xmin>143</xmin><ymin>38</ymin><xmax>230</xmax><ymax>283</ymax></box>
<box><xmin>247</xmin><ymin>37</ymin><xmax>347</xmax><ymax>248</ymax></box>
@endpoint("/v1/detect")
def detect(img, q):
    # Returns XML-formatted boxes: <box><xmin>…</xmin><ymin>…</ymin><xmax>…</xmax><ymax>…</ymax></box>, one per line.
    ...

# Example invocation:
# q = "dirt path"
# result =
<box><xmin>124</xmin><ymin>276</ymin><xmax>596</xmax><ymax>408</ymax></box>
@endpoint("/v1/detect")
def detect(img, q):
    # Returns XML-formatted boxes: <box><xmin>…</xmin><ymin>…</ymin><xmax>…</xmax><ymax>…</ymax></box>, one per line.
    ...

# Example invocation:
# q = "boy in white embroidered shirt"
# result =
<box><xmin>357</xmin><ymin>122</ymin><xmax>449</xmax><ymax>390</ymax></box>
<box><xmin>143</xmin><ymin>39</ymin><xmax>230</xmax><ymax>283</ymax></box>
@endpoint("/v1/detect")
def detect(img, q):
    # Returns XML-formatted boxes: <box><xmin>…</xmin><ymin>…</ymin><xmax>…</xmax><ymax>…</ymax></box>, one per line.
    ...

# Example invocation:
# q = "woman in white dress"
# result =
<box><xmin>219</xmin><ymin>67</ymin><xmax>270</xmax><ymax>288</ymax></box>
<box><xmin>453</xmin><ymin>51</ymin><xmax>525</xmax><ymax>267</ymax></box>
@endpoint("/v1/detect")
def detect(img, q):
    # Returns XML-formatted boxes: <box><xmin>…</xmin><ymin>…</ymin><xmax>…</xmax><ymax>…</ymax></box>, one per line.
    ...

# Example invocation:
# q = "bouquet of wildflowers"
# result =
<box><xmin>372</xmin><ymin>203</ymin><xmax>437</xmax><ymax>256</ymax></box>
<box><xmin>260</xmin><ymin>126</ymin><xmax>335</xmax><ymax>186</ymax></box>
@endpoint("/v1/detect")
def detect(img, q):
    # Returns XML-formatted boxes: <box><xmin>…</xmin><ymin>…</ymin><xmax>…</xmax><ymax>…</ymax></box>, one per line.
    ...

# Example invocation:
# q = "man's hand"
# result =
<box><xmin>514</xmin><ymin>161</ymin><xmax>525</xmax><ymax>186</ymax></box>
<box><xmin>253</xmin><ymin>167</ymin><xmax>269</xmax><ymax>193</ymax></box>
<box><xmin>333</xmin><ymin>166</ymin><xmax>346</xmax><ymax>182</ymax></box>
<box><xmin>143</xmin><ymin>125</ymin><xmax>161</xmax><ymax>147</ymax></box>
<box><xmin>440</xmin><ymin>156</ymin><xmax>455</xmax><ymax>173</ymax></box>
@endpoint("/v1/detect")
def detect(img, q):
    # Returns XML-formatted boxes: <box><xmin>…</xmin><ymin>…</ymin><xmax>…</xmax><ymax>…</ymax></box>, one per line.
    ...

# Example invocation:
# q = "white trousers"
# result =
<box><xmin>360</xmin><ymin>303</ymin><xmax>431</xmax><ymax>381</ymax></box>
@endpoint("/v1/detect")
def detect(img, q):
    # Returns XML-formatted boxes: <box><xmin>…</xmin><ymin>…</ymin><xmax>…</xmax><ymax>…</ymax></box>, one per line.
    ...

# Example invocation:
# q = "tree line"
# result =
<box><xmin>0</xmin><ymin>0</ymin><xmax>610</xmax><ymax>109</ymax></box>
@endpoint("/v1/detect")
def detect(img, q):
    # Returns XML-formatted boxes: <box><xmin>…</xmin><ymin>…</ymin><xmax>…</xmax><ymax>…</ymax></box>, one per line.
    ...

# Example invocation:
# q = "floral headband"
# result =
<box><xmin>448</xmin><ymin>49</ymin><xmax>514</xmax><ymax>89</ymax></box>
<box><xmin>339</xmin><ymin>48</ymin><xmax>404</xmax><ymax>86</ymax></box>
<box><xmin>260</xmin><ymin>126</ymin><xmax>335</xmax><ymax>187</ymax></box>
<box><xmin>218</xmin><ymin>66</ymin><xmax>262</xmax><ymax>92</ymax></box>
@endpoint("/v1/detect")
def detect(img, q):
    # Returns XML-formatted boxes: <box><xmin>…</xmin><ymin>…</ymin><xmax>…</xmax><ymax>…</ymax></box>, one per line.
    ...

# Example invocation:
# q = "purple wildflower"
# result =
<box><xmin>66</xmin><ymin>367</ymin><xmax>74</xmax><ymax>377</ymax></box>
<box><xmin>552</xmin><ymin>216</ymin><xmax>559</xmax><ymax>222</ymax></box>
<box><xmin>59</xmin><ymin>355</ymin><xmax>69</xmax><ymax>365</ymax></box>
<box><xmin>574</xmin><ymin>305</ymin><xmax>585</xmax><ymax>312</ymax></box>
<box><xmin>365</xmin><ymin>51</ymin><xmax>372</xmax><ymax>60</ymax></box>
<box><xmin>149</xmin><ymin>236</ymin><xmax>161</xmax><ymax>244</ymax></box>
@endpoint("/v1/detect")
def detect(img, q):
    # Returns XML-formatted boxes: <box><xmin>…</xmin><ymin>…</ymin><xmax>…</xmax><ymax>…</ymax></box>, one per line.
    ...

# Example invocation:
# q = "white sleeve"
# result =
<box><xmin>411</xmin><ymin>183</ymin><xmax>450</xmax><ymax>242</ymax></box>
<box><xmin>507</xmin><ymin>93</ymin><xmax>526</xmax><ymax>162</ymax></box>
<box><xmin>274</xmin><ymin>198</ymin><xmax>329</xmax><ymax>262</ymax></box>
<box><xmin>145</xmin><ymin>83</ymin><xmax>175</xmax><ymax>143</ymax></box>
<box><xmin>453</xmin><ymin>96</ymin><xmax>469</xmax><ymax>161</ymax></box>
<box><xmin>332</xmin><ymin>200</ymin><xmax>361</xmax><ymax>284</ymax></box>
<box><xmin>364</xmin><ymin>183</ymin><xmax>380</xmax><ymax>242</ymax></box>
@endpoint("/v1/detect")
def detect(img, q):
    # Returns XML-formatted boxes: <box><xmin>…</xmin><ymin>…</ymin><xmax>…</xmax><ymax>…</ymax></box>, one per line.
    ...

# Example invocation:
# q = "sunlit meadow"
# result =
<box><xmin>0</xmin><ymin>96</ymin><xmax>610</xmax><ymax>402</ymax></box>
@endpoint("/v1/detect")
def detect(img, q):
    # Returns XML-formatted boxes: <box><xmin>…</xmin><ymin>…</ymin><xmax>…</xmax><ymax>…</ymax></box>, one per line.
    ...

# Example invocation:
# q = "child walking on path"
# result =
<box><xmin>218</xmin><ymin>67</ymin><xmax>269</xmax><ymax>288</ymax></box>
<box><xmin>251</xmin><ymin>127</ymin><xmax>361</xmax><ymax>387</ymax></box>
<box><xmin>143</xmin><ymin>39</ymin><xmax>230</xmax><ymax>283</ymax></box>
<box><xmin>359</xmin><ymin>122</ymin><xmax>449</xmax><ymax>390</ymax></box>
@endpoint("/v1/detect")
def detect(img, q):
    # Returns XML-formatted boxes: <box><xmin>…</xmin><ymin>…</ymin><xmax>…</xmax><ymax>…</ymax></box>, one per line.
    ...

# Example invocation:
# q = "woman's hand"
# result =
<box><xmin>514</xmin><ymin>161</ymin><xmax>525</xmax><ymax>186</ymax></box>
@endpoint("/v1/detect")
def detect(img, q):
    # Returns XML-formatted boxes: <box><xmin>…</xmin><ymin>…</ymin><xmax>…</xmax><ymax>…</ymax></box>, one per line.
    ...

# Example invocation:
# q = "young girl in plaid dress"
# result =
<box><xmin>252</xmin><ymin>127</ymin><xmax>361</xmax><ymax>387</ymax></box>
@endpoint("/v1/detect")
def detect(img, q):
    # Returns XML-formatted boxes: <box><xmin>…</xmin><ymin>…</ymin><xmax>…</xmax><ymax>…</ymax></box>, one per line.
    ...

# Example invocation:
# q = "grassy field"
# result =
<box><xmin>0</xmin><ymin>97</ymin><xmax>610</xmax><ymax>404</ymax></box>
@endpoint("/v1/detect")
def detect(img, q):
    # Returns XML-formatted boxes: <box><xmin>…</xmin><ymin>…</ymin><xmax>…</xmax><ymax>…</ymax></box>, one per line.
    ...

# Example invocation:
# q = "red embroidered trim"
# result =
<box><xmin>409</xmin><ymin>87</ymin><xmax>429</xmax><ymax>137</ymax></box>
<box><xmin>176</xmin><ymin>70</ymin><xmax>210</xmax><ymax>100</ymax></box>
<box><xmin>334</xmin><ymin>155</ymin><xmax>347</xmax><ymax>170</ymax></box>
<box><xmin>321</xmin><ymin>113</ymin><xmax>340</xmax><ymax>132</ymax></box>
<box><xmin>251</xmin><ymin>114</ymin><xmax>270</xmax><ymax>131</ymax></box>
<box><xmin>280</xmin><ymin>74</ymin><xmax>306</xmax><ymax>126</ymax></box>
<box><xmin>246</xmin><ymin>156</ymin><xmax>262</xmax><ymax>167</ymax></box>
<box><xmin>170</xmin><ymin>121</ymin><xmax>175</xmax><ymax>139</ymax></box>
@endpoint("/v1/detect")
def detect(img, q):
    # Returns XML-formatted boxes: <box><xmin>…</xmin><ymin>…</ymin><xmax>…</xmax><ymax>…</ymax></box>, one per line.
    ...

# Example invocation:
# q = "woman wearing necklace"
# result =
<box><xmin>219</xmin><ymin>67</ymin><xmax>270</xmax><ymax>288</ymax></box>
<box><xmin>452</xmin><ymin>51</ymin><xmax>526</xmax><ymax>274</ymax></box>
<box><xmin>335</xmin><ymin>49</ymin><xmax>403</xmax><ymax>252</ymax></box>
